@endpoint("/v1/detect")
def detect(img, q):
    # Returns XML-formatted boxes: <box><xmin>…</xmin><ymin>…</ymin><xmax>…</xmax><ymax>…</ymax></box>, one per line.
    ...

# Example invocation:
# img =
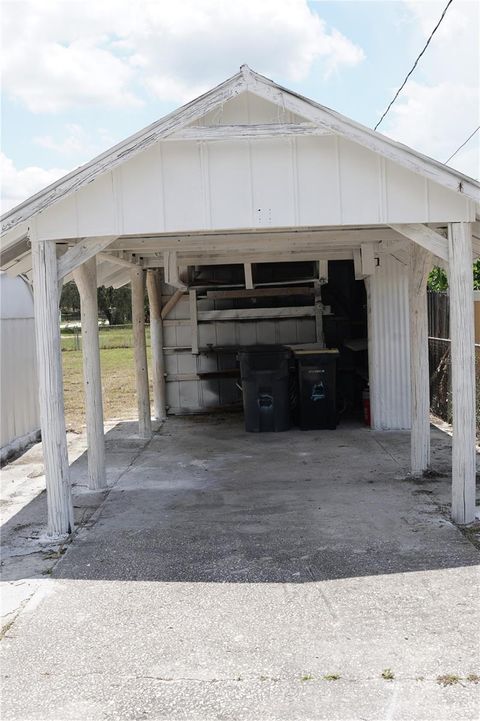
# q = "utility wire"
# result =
<box><xmin>375</xmin><ymin>0</ymin><xmax>455</xmax><ymax>130</ymax></box>
<box><xmin>444</xmin><ymin>126</ymin><xmax>480</xmax><ymax>164</ymax></box>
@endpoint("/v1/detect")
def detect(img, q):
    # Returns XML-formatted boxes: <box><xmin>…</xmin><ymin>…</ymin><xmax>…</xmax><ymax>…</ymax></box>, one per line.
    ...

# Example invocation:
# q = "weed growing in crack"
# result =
<box><xmin>437</xmin><ymin>674</ymin><xmax>461</xmax><ymax>686</ymax></box>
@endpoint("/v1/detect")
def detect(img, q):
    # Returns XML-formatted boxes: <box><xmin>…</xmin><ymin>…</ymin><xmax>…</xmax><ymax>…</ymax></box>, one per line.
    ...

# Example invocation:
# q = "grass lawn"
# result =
<box><xmin>61</xmin><ymin>325</ymin><xmax>151</xmax><ymax>351</ymax></box>
<box><xmin>62</xmin><ymin>346</ymin><xmax>153</xmax><ymax>431</ymax></box>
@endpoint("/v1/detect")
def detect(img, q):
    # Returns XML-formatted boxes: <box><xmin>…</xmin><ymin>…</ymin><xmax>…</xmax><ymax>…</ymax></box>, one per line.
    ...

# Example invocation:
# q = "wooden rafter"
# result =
<box><xmin>390</xmin><ymin>224</ymin><xmax>448</xmax><ymax>261</ymax></box>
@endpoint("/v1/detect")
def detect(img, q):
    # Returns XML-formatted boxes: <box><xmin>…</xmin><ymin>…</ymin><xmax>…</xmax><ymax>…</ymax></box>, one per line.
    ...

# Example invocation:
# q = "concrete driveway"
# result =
<box><xmin>1</xmin><ymin>415</ymin><xmax>479</xmax><ymax>720</ymax></box>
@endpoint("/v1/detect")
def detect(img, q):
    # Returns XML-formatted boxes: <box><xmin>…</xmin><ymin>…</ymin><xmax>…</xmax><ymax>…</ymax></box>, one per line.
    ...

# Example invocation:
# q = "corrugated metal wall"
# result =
<box><xmin>0</xmin><ymin>275</ymin><xmax>40</xmax><ymax>456</ymax></box>
<box><xmin>162</xmin><ymin>287</ymin><xmax>316</xmax><ymax>414</ymax></box>
<box><xmin>367</xmin><ymin>254</ymin><xmax>411</xmax><ymax>430</ymax></box>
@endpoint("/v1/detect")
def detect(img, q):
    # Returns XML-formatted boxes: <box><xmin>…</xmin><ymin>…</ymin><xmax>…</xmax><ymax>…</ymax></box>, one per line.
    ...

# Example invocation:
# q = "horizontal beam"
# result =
<box><xmin>111</xmin><ymin>229</ymin><xmax>394</xmax><ymax>253</ymax></box>
<box><xmin>390</xmin><ymin>224</ymin><xmax>448</xmax><ymax>262</ymax></box>
<box><xmin>57</xmin><ymin>236</ymin><xmax>118</xmax><ymax>280</ymax></box>
<box><xmin>197</xmin><ymin>306</ymin><xmax>315</xmax><ymax>322</ymax></box>
<box><xmin>206</xmin><ymin>286</ymin><xmax>315</xmax><ymax>299</ymax></box>
<box><xmin>168</xmin><ymin>123</ymin><xmax>332</xmax><ymax>141</ymax></box>
<box><xmin>145</xmin><ymin>249</ymin><xmax>355</xmax><ymax>266</ymax></box>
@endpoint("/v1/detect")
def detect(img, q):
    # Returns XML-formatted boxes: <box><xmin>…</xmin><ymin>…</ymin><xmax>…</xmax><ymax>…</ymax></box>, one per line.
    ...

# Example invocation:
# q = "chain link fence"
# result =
<box><xmin>61</xmin><ymin>324</ymin><xmax>151</xmax><ymax>352</ymax></box>
<box><xmin>428</xmin><ymin>291</ymin><xmax>480</xmax><ymax>430</ymax></box>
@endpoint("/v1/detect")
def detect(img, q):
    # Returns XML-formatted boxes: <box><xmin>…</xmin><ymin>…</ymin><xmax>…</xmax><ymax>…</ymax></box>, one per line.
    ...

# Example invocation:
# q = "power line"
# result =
<box><xmin>444</xmin><ymin>126</ymin><xmax>480</xmax><ymax>164</ymax></box>
<box><xmin>375</xmin><ymin>0</ymin><xmax>455</xmax><ymax>130</ymax></box>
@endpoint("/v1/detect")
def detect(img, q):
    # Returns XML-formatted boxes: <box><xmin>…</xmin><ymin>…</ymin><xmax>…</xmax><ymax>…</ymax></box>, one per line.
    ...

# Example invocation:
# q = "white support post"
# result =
<box><xmin>31</xmin><ymin>237</ymin><xmax>74</xmax><ymax>537</ymax></box>
<box><xmin>409</xmin><ymin>243</ymin><xmax>433</xmax><ymax>475</ymax></box>
<box><xmin>189</xmin><ymin>289</ymin><xmax>199</xmax><ymax>355</ymax></box>
<box><xmin>146</xmin><ymin>270</ymin><xmax>167</xmax><ymax>421</ymax></box>
<box><xmin>353</xmin><ymin>249</ymin><xmax>363</xmax><ymax>280</ymax></box>
<box><xmin>448</xmin><ymin>222</ymin><xmax>476</xmax><ymax>524</ymax></box>
<box><xmin>361</xmin><ymin>243</ymin><xmax>376</xmax><ymax>277</ymax></box>
<box><xmin>73</xmin><ymin>257</ymin><xmax>106</xmax><ymax>489</ymax></box>
<box><xmin>244</xmin><ymin>263</ymin><xmax>254</xmax><ymax>290</ymax></box>
<box><xmin>131</xmin><ymin>267</ymin><xmax>152</xmax><ymax>439</ymax></box>
<box><xmin>318</xmin><ymin>260</ymin><xmax>328</xmax><ymax>284</ymax></box>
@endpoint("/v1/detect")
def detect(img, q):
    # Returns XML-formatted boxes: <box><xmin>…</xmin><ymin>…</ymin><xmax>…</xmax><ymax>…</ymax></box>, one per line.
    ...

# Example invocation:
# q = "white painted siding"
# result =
<box><xmin>197</xmin><ymin>91</ymin><xmax>306</xmax><ymax>125</ymax></box>
<box><xmin>35</xmin><ymin>131</ymin><xmax>473</xmax><ymax>241</ymax></box>
<box><xmin>0</xmin><ymin>274</ymin><xmax>40</xmax><ymax>458</ymax></box>
<box><xmin>161</xmin><ymin>289</ymin><xmax>316</xmax><ymax>414</ymax></box>
<box><xmin>367</xmin><ymin>254</ymin><xmax>411</xmax><ymax>430</ymax></box>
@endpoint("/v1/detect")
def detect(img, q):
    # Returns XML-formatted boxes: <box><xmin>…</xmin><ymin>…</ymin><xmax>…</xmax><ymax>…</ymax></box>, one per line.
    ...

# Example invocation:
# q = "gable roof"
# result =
<box><xmin>2</xmin><ymin>65</ymin><xmax>479</xmax><ymax>240</ymax></box>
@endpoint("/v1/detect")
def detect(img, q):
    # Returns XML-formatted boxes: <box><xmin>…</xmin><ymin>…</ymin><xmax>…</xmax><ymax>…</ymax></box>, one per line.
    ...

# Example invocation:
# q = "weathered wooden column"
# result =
<box><xmin>73</xmin><ymin>257</ymin><xmax>106</xmax><ymax>489</ymax></box>
<box><xmin>131</xmin><ymin>267</ymin><xmax>152</xmax><ymax>438</ymax></box>
<box><xmin>448</xmin><ymin>222</ymin><xmax>476</xmax><ymax>524</ymax></box>
<box><xmin>31</xmin><ymin>236</ymin><xmax>74</xmax><ymax>536</ymax></box>
<box><xmin>146</xmin><ymin>270</ymin><xmax>167</xmax><ymax>420</ymax></box>
<box><xmin>409</xmin><ymin>243</ymin><xmax>433</xmax><ymax>474</ymax></box>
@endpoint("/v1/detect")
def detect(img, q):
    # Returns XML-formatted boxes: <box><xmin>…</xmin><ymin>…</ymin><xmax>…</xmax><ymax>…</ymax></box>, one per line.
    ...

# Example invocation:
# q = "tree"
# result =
<box><xmin>60</xmin><ymin>281</ymin><xmax>80</xmax><ymax>317</ymax></box>
<box><xmin>60</xmin><ymin>281</ymin><xmax>133</xmax><ymax>325</ymax></box>
<box><xmin>428</xmin><ymin>260</ymin><xmax>480</xmax><ymax>292</ymax></box>
<box><xmin>428</xmin><ymin>266</ymin><xmax>448</xmax><ymax>292</ymax></box>
<box><xmin>97</xmin><ymin>285</ymin><xmax>132</xmax><ymax>325</ymax></box>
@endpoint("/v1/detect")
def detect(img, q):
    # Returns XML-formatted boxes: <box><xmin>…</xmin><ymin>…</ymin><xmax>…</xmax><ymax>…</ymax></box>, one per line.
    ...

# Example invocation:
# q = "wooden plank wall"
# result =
<box><xmin>161</xmin><ymin>285</ymin><xmax>316</xmax><ymax>414</ymax></box>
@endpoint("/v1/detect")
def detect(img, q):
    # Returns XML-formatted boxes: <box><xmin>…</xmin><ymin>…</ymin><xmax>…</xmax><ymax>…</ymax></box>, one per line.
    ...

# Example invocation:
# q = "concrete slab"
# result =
<box><xmin>1</xmin><ymin>415</ymin><xmax>479</xmax><ymax>720</ymax></box>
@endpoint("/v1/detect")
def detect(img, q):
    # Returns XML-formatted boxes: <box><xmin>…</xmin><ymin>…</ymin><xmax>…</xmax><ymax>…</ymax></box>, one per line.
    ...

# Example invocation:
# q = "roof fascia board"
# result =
<box><xmin>243</xmin><ymin>68</ymin><xmax>480</xmax><ymax>203</ymax></box>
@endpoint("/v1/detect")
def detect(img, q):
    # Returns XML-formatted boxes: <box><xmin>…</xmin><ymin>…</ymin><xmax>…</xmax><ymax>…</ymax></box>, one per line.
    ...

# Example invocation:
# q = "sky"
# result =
<box><xmin>1</xmin><ymin>0</ymin><xmax>479</xmax><ymax>213</ymax></box>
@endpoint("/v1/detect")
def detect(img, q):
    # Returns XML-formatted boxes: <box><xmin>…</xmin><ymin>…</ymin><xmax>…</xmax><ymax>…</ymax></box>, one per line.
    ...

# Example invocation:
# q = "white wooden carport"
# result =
<box><xmin>1</xmin><ymin>66</ymin><xmax>479</xmax><ymax>536</ymax></box>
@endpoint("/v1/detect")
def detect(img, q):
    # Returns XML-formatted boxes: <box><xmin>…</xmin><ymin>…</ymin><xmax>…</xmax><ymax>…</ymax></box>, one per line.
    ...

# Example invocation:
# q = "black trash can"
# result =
<box><xmin>237</xmin><ymin>345</ymin><xmax>291</xmax><ymax>432</ymax></box>
<box><xmin>293</xmin><ymin>347</ymin><xmax>339</xmax><ymax>430</ymax></box>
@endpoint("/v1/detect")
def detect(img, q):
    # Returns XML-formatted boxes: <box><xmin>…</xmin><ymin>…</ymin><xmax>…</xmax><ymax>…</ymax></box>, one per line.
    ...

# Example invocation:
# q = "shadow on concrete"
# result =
<box><xmin>1</xmin><ymin>416</ymin><xmax>478</xmax><ymax>584</ymax></box>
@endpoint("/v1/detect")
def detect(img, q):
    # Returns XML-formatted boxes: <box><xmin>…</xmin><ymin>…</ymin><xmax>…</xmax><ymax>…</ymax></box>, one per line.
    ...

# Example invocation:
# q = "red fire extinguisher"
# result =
<box><xmin>362</xmin><ymin>388</ymin><xmax>371</xmax><ymax>427</ymax></box>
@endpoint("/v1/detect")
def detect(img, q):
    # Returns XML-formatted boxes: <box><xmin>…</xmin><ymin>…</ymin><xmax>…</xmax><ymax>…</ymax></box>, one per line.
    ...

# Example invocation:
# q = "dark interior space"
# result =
<box><xmin>322</xmin><ymin>260</ymin><xmax>369</xmax><ymax>422</ymax></box>
<box><xmin>186</xmin><ymin>259</ymin><xmax>369</xmax><ymax>427</ymax></box>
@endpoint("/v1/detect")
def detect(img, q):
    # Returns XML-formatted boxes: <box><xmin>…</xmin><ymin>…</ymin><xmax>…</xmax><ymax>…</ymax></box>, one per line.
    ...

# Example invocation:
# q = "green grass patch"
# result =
<box><xmin>301</xmin><ymin>674</ymin><xmax>314</xmax><ymax>682</ymax></box>
<box><xmin>61</xmin><ymin>325</ymin><xmax>151</xmax><ymax>352</ymax></box>
<box><xmin>62</xmin><ymin>345</ymin><xmax>155</xmax><ymax>431</ymax></box>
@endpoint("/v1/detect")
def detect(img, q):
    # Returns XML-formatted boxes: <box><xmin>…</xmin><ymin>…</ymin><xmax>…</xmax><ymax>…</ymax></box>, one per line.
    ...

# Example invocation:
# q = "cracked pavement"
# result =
<box><xmin>1</xmin><ymin>415</ymin><xmax>479</xmax><ymax>720</ymax></box>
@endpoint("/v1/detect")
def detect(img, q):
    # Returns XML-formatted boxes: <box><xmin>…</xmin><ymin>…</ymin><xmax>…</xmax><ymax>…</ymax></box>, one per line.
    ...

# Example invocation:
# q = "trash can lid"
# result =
<box><xmin>237</xmin><ymin>344</ymin><xmax>290</xmax><ymax>354</ymax></box>
<box><xmin>287</xmin><ymin>343</ymin><xmax>339</xmax><ymax>356</ymax></box>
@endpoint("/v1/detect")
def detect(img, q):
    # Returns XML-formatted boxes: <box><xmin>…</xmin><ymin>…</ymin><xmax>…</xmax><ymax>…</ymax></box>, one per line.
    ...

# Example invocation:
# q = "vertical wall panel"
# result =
<box><xmin>338</xmin><ymin>138</ymin><xmax>382</xmax><ymax>224</ymax></box>
<box><xmin>296</xmin><ymin>136</ymin><xmax>341</xmax><ymax>225</ymax></box>
<box><xmin>208</xmin><ymin>141</ymin><xmax>252</xmax><ymax>228</ymax></box>
<box><xmin>162</xmin><ymin>141</ymin><xmax>204</xmax><ymax>231</ymax></box>
<box><xmin>1</xmin><ymin>276</ymin><xmax>40</xmax><ymax>458</ymax></box>
<box><xmin>250</xmin><ymin>139</ymin><xmax>295</xmax><ymax>227</ymax></box>
<box><xmin>368</xmin><ymin>253</ymin><xmax>411</xmax><ymax>430</ymax></box>
<box><xmin>119</xmin><ymin>146</ymin><xmax>164</xmax><ymax>234</ymax></box>
<box><xmin>76</xmin><ymin>172</ymin><xmax>116</xmax><ymax>236</ymax></box>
